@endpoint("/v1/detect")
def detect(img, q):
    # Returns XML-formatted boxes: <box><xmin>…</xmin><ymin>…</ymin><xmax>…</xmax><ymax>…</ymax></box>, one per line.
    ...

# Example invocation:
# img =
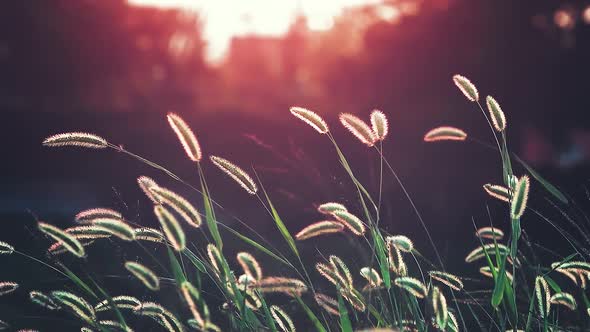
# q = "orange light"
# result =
<box><xmin>583</xmin><ymin>6</ymin><xmax>590</xmax><ymax>25</ymax></box>
<box><xmin>127</xmin><ymin>0</ymin><xmax>388</xmax><ymax>62</ymax></box>
<box><xmin>554</xmin><ymin>9</ymin><xmax>575</xmax><ymax>30</ymax></box>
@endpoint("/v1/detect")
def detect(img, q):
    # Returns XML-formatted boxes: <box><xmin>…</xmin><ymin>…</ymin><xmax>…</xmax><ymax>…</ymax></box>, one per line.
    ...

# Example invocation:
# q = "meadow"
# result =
<box><xmin>0</xmin><ymin>75</ymin><xmax>587</xmax><ymax>332</ymax></box>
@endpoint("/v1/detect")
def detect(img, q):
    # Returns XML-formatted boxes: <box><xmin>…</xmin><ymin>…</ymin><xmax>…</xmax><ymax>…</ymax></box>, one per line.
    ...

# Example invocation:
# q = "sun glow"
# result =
<box><xmin>127</xmin><ymin>0</ymin><xmax>382</xmax><ymax>62</ymax></box>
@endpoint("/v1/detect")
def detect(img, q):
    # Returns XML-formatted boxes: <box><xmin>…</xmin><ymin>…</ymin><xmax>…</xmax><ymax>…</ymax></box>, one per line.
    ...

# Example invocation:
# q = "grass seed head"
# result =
<box><xmin>154</xmin><ymin>205</ymin><xmax>186</xmax><ymax>251</ymax></box>
<box><xmin>486</xmin><ymin>96</ymin><xmax>507</xmax><ymax>132</ymax></box>
<box><xmin>332</xmin><ymin>210</ymin><xmax>366</xmax><ymax>236</ymax></box>
<box><xmin>317</xmin><ymin>202</ymin><xmax>348</xmax><ymax>215</ymax></box>
<box><xmin>125</xmin><ymin>261</ymin><xmax>160</xmax><ymax>291</ymax></box>
<box><xmin>270</xmin><ymin>305</ymin><xmax>296</xmax><ymax>332</ymax></box>
<box><xmin>483</xmin><ymin>184</ymin><xmax>511</xmax><ymax>202</ymax></box>
<box><xmin>453</xmin><ymin>74</ymin><xmax>479</xmax><ymax>102</ymax></box>
<box><xmin>210</xmin><ymin>156</ymin><xmax>258</xmax><ymax>195</ymax></box>
<box><xmin>339</xmin><ymin>113</ymin><xmax>377</xmax><ymax>147</ymax></box>
<box><xmin>424</xmin><ymin>126</ymin><xmax>467</xmax><ymax>142</ymax></box>
<box><xmin>30</xmin><ymin>291</ymin><xmax>60</xmax><ymax>310</ymax></box>
<box><xmin>134</xmin><ymin>227</ymin><xmax>165</xmax><ymax>243</ymax></box>
<box><xmin>432</xmin><ymin>286</ymin><xmax>448</xmax><ymax>329</ymax></box>
<box><xmin>75</xmin><ymin>208</ymin><xmax>122</xmax><ymax>223</ymax></box>
<box><xmin>428</xmin><ymin>271</ymin><xmax>464</xmax><ymax>291</ymax></box>
<box><xmin>535</xmin><ymin>276</ymin><xmax>551</xmax><ymax>316</ymax></box>
<box><xmin>150</xmin><ymin>186</ymin><xmax>202</xmax><ymax>228</ymax></box>
<box><xmin>38</xmin><ymin>222</ymin><xmax>85</xmax><ymax>258</ymax></box>
<box><xmin>51</xmin><ymin>290</ymin><xmax>96</xmax><ymax>323</ymax></box>
<box><xmin>237</xmin><ymin>252</ymin><xmax>263</xmax><ymax>281</ymax></box>
<box><xmin>257</xmin><ymin>277</ymin><xmax>307</xmax><ymax>297</ymax></box>
<box><xmin>0</xmin><ymin>241</ymin><xmax>14</xmax><ymax>255</ymax></box>
<box><xmin>91</xmin><ymin>218</ymin><xmax>136</xmax><ymax>241</ymax></box>
<box><xmin>95</xmin><ymin>295</ymin><xmax>141</xmax><ymax>312</ymax></box>
<box><xmin>315</xmin><ymin>293</ymin><xmax>340</xmax><ymax>316</ymax></box>
<box><xmin>386</xmin><ymin>235</ymin><xmax>414</xmax><ymax>253</ymax></box>
<box><xmin>510</xmin><ymin>175</ymin><xmax>530</xmax><ymax>219</ymax></box>
<box><xmin>137</xmin><ymin>176</ymin><xmax>162</xmax><ymax>204</ymax></box>
<box><xmin>360</xmin><ymin>267</ymin><xmax>382</xmax><ymax>287</ymax></box>
<box><xmin>475</xmin><ymin>226</ymin><xmax>505</xmax><ymax>240</ymax></box>
<box><xmin>394</xmin><ymin>277</ymin><xmax>428</xmax><ymax>298</ymax></box>
<box><xmin>550</xmin><ymin>292</ymin><xmax>577</xmax><ymax>311</ymax></box>
<box><xmin>43</xmin><ymin>132</ymin><xmax>108</xmax><ymax>149</ymax></box>
<box><xmin>289</xmin><ymin>106</ymin><xmax>329</xmax><ymax>134</ymax></box>
<box><xmin>370</xmin><ymin>109</ymin><xmax>389</xmax><ymax>141</ymax></box>
<box><xmin>295</xmin><ymin>221</ymin><xmax>345</xmax><ymax>241</ymax></box>
<box><xmin>167</xmin><ymin>112</ymin><xmax>202</xmax><ymax>162</ymax></box>
<box><xmin>0</xmin><ymin>281</ymin><xmax>18</xmax><ymax>296</ymax></box>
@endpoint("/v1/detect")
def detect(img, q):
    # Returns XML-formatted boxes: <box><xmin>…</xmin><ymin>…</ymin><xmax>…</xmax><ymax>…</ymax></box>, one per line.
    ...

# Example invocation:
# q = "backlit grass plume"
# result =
<box><xmin>51</xmin><ymin>291</ymin><xmax>96</xmax><ymax>323</ymax></box>
<box><xmin>43</xmin><ymin>132</ymin><xmax>108</xmax><ymax>149</ymax></box>
<box><xmin>180</xmin><ymin>281</ymin><xmax>205</xmax><ymax>326</ymax></box>
<box><xmin>65</xmin><ymin>225</ymin><xmax>112</xmax><ymax>239</ymax></box>
<box><xmin>270</xmin><ymin>306</ymin><xmax>296</xmax><ymax>332</ymax></box>
<box><xmin>316</xmin><ymin>263</ymin><xmax>344</xmax><ymax>288</ymax></box>
<box><xmin>91</xmin><ymin>218</ymin><xmax>136</xmax><ymax>241</ymax></box>
<box><xmin>340</xmin><ymin>288</ymin><xmax>366</xmax><ymax>311</ymax></box>
<box><xmin>483</xmin><ymin>184</ymin><xmax>511</xmax><ymax>202</ymax></box>
<box><xmin>535</xmin><ymin>276</ymin><xmax>551</xmax><ymax>316</ymax></box>
<box><xmin>38</xmin><ymin>222</ymin><xmax>85</xmax><ymax>257</ymax></box>
<box><xmin>295</xmin><ymin>221</ymin><xmax>344</xmax><ymax>240</ymax></box>
<box><xmin>465</xmin><ymin>243</ymin><xmax>510</xmax><ymax>263</ymax></box>
<box><xmin>475</xmin><ymin>227</ymin><xmax>505</xmax><ymax>240</ymax></box>
<box><xmin>360</xmin><ymin>267</ymin><xmax>382</xmax><ymax>287</ymax></box>
<box><xmin>486</xmin><ymin>96</ymin><xmax>506</xmax><ymax>132</ymax></box>
<box><xmin>0</xmin><ymin>241</ymin><xmax>14</xmax><ymax>255</ymax></box>
<box><xmin>432</xmin><ymin>286</ymin><xmax>448</xmax><ymax>329</ymax></box>
<box><xmin>0</xmin><ymin>282</ymin><xmax>18</xmax><ymax>296</ymax></box>
<box><xmin>167</xmin><ymin>112</ymin><xmax>202</xmax><ymax>162</ymax></box>
<box><xmin>134</xmin><ymin>227</ymin><xmax>164</xmax><ymax>243</ymax></box>
<box><xmin>332</xmin><ymin>210</ymin><xmax>366</xmax><ymax>236</ymax></box>
<box><xmin>394</xmin><ymin>277</ymin><xmax>428</xmax><ymax>298</ymax></box>
<box><xmin>29</xmin><ymin>291</ymin><xmax>60</xmax><ymax>310</ymax></box>
<box><xmin>95</xmin><ymin>295</ymin><xmax>141</xmax><ymax>312</ymax></box>
<box><xmin>339</xmin><ymin>113</ymin><xmax>377</xmax><ymax>147</ymax></box>
<box><xmin>315</xmin><ymin>293</ymin><xmax>340</xmax><ymax>316</ymax></box>
<box><xmin>428</xmin><ymin>271</ymin><xmax>464</xmax><ymax>291</ymax></box>
<box><xmin>424</xmin><ymin>126</ymin><xmax>467</xmax><ymax>142</ymax></box>
<box><xmin>330</xmin><ymin>255</ymin><xmax>353</xmax><ymax>288</ymax></box>
<box><xmin>479</xmin><ymin>266</ymin><xmax>513</xmax><ymax>282</ymax></box>
<box><xmin>154</xmin><ymin>205</ymin><xmax>186</xmax><ymax>251</ymax></box>
<box><xmin>510</xmin><ymin>175</ymin><xmax>530</xmax><ymax>219</ymax></box>
<box><xmin>134</xmin><ymin>301</ymin><xmax>183</xmax><ymax>332</ymax></box>
<box><xmin>385</xmin><ymin>235</ymin><xmax>413</xmax><ymax>253</ymax></box>
<box><xmin>453</xmin><ymin>74</ymin><xmax>479</xmax><ymax>102</ymax></box>
<box><xmin>257</xmin><ymin>277</ymin><xmax>307</xmax><ymax>296</ymax></box>
<box><xmin>370</xmin><ymin>109</ymin><xmax>389</xmax><ymax>141</ymax></box>
<box><xmin>75</xmin><ymin>208</ymin><xmax>122</xmax><ymax>223</ymax></box>
<box><xmin>150</xmin><ymin>186</ymin><xmax>202</xmax><ymax>228</ymax></box>
<box><xmin>550</xmin><ymin>292</ymin><xmax>577</xmax><ymax>310</ymax></box>
<box><xmin>387</xmin><ymin>245</ymin><xmax>408</xmax><ymax>276</ymax></box>
<box><xmin>207</xmin><ymin>244</ymin><xmax>227</xmax><ymax>281</ymax></box>
<box><xmin>237</xmin><ymin>252</ymin><xmax>262</xmax><ymax>281</ymax></box>
<box><xmin>317</xmin><ymin>202</ymin><xmax>348</xmax><ymax>215</ymax></box>
<box><xmin>289</xmin><ymin>106</ymin><xmax>329</xmax><ymax>134</ymax></box>
<box><xmin>137</xmin><ymin>176</ymin><xmax>162</xmax><ymax>204</ymax></box>
<box><xmin>210</xmin><ymin>155</ymin><xmax>258</xmax><ymax>195</ymax></box>
<box><xmin>125</xmin><ymin>261</ymin><xmax>160</xmax><ymax>291</ymax></box>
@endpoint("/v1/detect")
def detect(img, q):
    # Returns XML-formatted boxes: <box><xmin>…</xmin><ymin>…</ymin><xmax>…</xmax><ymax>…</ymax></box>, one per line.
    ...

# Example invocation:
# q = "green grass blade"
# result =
<box><xmin>261</xmin><ymin>187</ymin><xmax>299</xmax><ymax>258</ymax></box>
<box><xmin>337</xmin><ymin>291</ymin><xmax>353</xmax><ymax>332</ymax></box>
<box><xmin>218</xmin><ymin>223</ymin><xmax>291</xmax><ymax>267</ymax></box>
<box><xmin>491</xmin><ymin>255</ymin><xmax>507</xmax><ymax>307</ymax></box>
<box><xmin>166</xmin><ymin>245</ymin><xmax>187</xmax><ymax>284</ymax></box>
<box><xmin>200</xmin><ymin>169</ymin><xmax>223</xmax><ymax>250</ymax></box>
<box><xmin>295</xmin><ymin>297</ymin><xmax>328</xmax><ymax>332</ymax></box>
<box><xmin>372</xmin><ymin>228</ymin><xmax>391</xmax><ymax>289</ymax></box>
<box><xmin>514</xmin><ymin>156</ymin><xmax>568</xmax><ymax>204</ymax></box>
<box><xmin>259</xmin><ymin>294</ymin><xmax>278</xmax><ymax>332</ymax></box>
<box><xmin>56</xmin><ymin>262</ymin><xmax>98</xmax><ymax>299</ymax></box>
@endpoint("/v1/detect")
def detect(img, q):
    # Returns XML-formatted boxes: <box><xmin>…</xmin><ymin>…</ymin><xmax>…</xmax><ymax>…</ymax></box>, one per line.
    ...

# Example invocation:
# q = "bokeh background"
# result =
<box><xmin>2</xmin><ymin>0</ymin><xmax>590</xmax><ymax>330</ymax></box>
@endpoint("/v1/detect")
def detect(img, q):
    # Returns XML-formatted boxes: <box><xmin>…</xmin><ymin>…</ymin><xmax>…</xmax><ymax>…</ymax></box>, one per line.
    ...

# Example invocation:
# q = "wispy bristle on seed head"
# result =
<box><xmin>0</xmin><ymin>241</ymin><xmax>14</xmax><ymax>255</ymax></box>
<box><xmin>207</xmin><ymin>244</ymin><xmax>225</xmax><ymax>279</ymax></box>
<box><xmin>30</xmin><ymin>291</ymin><xmax>60</xmax><ymax>310</ymax></box>
<box><xmin>316</xmin><ymin>263</ymin><xmax>343</xmax><ymax>288</ymax></box>
<box><xmin>424</xmin><ymin>126</ymin><xmax>467</xmax><ymax>142</ymax></box>
<box><xmin>486</xmin><ymin>96</ymin><xmax>506</xmax><ymax>132</ymax></box>
<box><xmin>257</xmin><ymin>277</ymin><xmax>307</xmax><ymax>296</ymax></box>
<box><xmin>428</xmin><ymin>271</ymin><xmax>463</xmax><ymax>291</ymax></box>
<box><xmin>153</xmin><ymin>205</ymin><xmax>186</xmax><ymax>251</ymax></box>
<box><xmin>38</xmin><ymin>222</ymin><xmax>85</xmax><ymax>258</ymax></box>
<box><xmin>134</xmin><ymin>227</ymin><xmax>164</xmax><ymax>243</ymax></box>
<box><xmin>314</xmin><ymin>293</ymin><xmax>340</xmax><ymax>316</ymax></box>
<box><xmin>210</xmin><ymin>156</ymin><xmax>258</xmax><ymax>195</ymax></box>
<box><xmin>483</xmin><ymin>184</ymin><xmax>511</xmax><ymax>202</ymax></box>
<box><xmin>370</xmin><ymin>109</ymin><xmax>389</xmax><ymax>141</ymax></box>
<box><xmin>535</xmin><ymin>276</ymin><xmax>551</xmax><ymax>316</ymax></box>
<box><xmin>510</xmin><ymin>175</ymin><xmax>530</xmax><ymax>219</ymax></box>
<box><xmin>332</xmin><ymin>210</ymin><xmax>366</xmax><ymax>236</ymax></box>
<box><xmin>51</xmin><ymin>290</ymin><xmax>96</xmax><ymax>323</ymax></box>
<box><xmin>270</xmin><ymin>305</ymin><xmax>296</xmax><ymax>332</ymax></box>
<box><xmin>91</xmin><ymin>218</ymin><xmax>136</xmax><ymax>241</ymax></box>
<box><xmin>339</xmin><ymin>113</ymin><xmax>377</xmax><ymax>147</ymax></box>
<box><xmin>75</xmin><ymin>208</ymin><xmax>122</xmax><ymax>223</ymax></box>
<box><xmin>65</xmin><ymin>225</ymin><xmax>113</xmax><ymax>239</ymax></box>
<box><xmin>289</xmin><ymin>106</ymin><xmax>329</xmax><ymax>134</ymax></box>
<box><xmin>360</xmin><ymin>267</ymin><xmax>382</xmax><ymax>287</ymax></box>
<box><xmin>137</xmin><ymin>176</ymin><xmax>162</xmax><ymax>204</ymax></box>
<box><xmin>295</xmin><ymin>221</ymin><xmax>344</xmax><ymax>241</ymax></box>
<box><xmin>95</xmin><ymin>295</ymin><xmax>140</xmax><ymax>312</ymax></box>
<box><xmin>237</xmin><ymin>252</ymin><xmax>263</xmax><ymax>281</ymax></box>
<box><xmin>150</xmin><ymin>186</ymin><xmax>202</xmax><ymax>228</ymax></box>
<box><xmin>125</xmin><ymin>261</ymin><xmax>160</xmax><ymax>291</ymax></box>
<box><xmin>330</xmin><ymin>255</ymin><xmax>354</xmax><ymax>288</ymax></box>
<box><xmin>48</xmin><ymin>239</ymin><xmax>94</xmax><ymax>255</ymax></box>
<box><xmin>452</xmin><ymin>74</ymin><xmax>479</xmax><ymax>102</ymax></box>
<box><xmin>340</xmin><ymin>287</ymin><xmax>366</xmax><ymax>311</ymax></box>
<box><xmin>167</xmin><ymin>113</ymin><xmax>202</xmax><ymax>162</ymax></box>
<box><xmin>475</xmin><ymin>226</ymin><xmax>505</xmax><ymax>240</ymax></box>
<box><xmin>387</xmin><ymin>244</ymin><xmax>407</xmax><ymax>276</ymax></box>
<box><xmin>317</xmin><ymin>202</ymin><xmax>348</xmax><ymax>215</ymax></box>
<box><xmin>394</xmin><ymin>277</ymin><xmax>427</xmax><ymax>298</ymax></box>
<box><xmin>43</xmin><ymin>132</ymin><xmax>108</xmax><ymax>149</ymax></box>
<box><xmin>0</xmin><ymin>281</ymin><xmax>18</xmax><ymax>296</ymax></box>
<box><xmin>550</xmin><ymin>292</ymin><xmax>577</xmax><ymax>311</ymax></box>
<box><xmin>385</xmin><ymin>235</ymin><xmax>414</xmax><ymax>253</ymax></box>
